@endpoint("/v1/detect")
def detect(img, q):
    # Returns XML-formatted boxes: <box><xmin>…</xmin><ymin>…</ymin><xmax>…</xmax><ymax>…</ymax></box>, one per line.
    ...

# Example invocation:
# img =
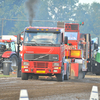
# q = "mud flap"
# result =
<box><xmin>70</xmin><ymin>63</ymin><xmax>79</xmax><ymax>79</ymax></box>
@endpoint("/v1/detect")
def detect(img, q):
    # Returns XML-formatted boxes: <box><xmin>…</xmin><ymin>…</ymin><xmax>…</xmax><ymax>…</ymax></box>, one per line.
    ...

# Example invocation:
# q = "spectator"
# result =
<box><xmin>25</xmin><ymin>33</ymin><xmax>33</xmax><ymax>42</ymax></box>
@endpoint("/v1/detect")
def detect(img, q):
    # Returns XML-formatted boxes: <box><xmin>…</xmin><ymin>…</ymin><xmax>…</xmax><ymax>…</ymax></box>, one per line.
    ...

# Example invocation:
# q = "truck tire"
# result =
<box><xmin>28</xmin><ymin>75</ymin><xmax>33</xmax><ymax>79</ymax></box>
<box><xmin>56</xmin><ymin>68</ymin><xmax>64</xmax><ymax>82</ymax></box>
<box><xmin>10</xmin><ymin>55</ymin><xmax>18</xmax><ymax>68</ymax></box>
<box><xmin>64</xmin><ymin>67</ymin><xmax>69</xmax><ymax>80</ymax></box>
<box><xmin>32</xmin><ymin>75</ymin><xmax>39</xmax><ymax>80</ymax></box>
<box><xmin>21</xmin><ymin>72</ymin><xmax>28</xmax><ymax>80</ymax></box>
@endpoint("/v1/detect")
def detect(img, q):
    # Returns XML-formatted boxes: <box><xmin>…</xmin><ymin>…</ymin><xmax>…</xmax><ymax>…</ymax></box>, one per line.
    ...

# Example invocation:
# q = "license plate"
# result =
<box><xmin>36</xmin><ymin>71</ymin><xmax>45</xmax><ymax>73</ymax></box>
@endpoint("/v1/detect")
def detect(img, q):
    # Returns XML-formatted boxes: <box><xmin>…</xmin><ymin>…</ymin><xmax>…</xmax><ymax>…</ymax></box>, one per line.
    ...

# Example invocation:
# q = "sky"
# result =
<box><xmin>79</xmin><ymin>0</ymin><xmax>100</xmax><ymax>4</ymax></box>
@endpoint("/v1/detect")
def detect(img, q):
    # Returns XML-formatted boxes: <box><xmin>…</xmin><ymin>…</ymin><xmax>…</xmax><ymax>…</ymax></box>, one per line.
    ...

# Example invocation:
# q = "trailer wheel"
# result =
<box><xmin>32</xmin><ymin>75</ymin><xmax>39</xmax><ymax>80</ymax></box>
<box><xmin>21</xmin><ymin>72</ymin><xmax>28</xmax><ymax>80</ymax></box>
<box><xmin>56</xmin><ymin>68</ymin><xmax>64</xmax><ymax>82</ymax></box>
<box><xmin>64</xmin><ymin>67</ymin><xmax>69</xmax><ymax>80</ymax></box>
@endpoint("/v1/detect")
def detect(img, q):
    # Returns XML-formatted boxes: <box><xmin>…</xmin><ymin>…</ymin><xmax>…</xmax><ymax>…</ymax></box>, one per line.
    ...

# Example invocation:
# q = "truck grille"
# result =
<box><xmin>34</xmin><ymin>62</ymin><xmax>48</xmax><ymax>68</ymax></box>
<box><xmin>24</xmin><ymin>54</ymin><xmax>58</xmax><ymax>61</ymax></box>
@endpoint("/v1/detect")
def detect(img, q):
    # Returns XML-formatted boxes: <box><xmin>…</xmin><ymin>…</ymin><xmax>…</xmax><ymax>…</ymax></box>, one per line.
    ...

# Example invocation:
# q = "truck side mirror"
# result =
<box><xmin>64</xmin><ymin>36</ymin><xmax>68</xmax><ymax>44</ymax></box>
<box><xmin>17</xmin><ymin>34</ymin><xmax>21</xmax><ymax>44</ymax></box>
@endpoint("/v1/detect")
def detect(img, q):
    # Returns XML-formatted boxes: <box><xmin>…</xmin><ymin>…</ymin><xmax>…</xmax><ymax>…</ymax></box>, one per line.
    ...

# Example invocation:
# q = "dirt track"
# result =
<box><xmin>0</xmin><ymin>74</ymin><xmax>100</xmax><ymax>100</ymax></box>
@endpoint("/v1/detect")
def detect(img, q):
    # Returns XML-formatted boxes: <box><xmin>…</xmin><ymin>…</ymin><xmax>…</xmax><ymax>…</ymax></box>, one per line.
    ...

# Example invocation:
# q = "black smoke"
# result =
<box><xmin>25</xmin><ymin>0</ymin><xmax>39</xmax><ymax>26</ymax></box>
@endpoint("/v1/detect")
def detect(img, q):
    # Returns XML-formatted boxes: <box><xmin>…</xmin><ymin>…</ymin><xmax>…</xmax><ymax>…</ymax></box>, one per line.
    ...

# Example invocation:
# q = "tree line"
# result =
<box><xmin>0</xmin><ymin>0</ymin><xmax>100</xmax><ymax>39</ymax></box>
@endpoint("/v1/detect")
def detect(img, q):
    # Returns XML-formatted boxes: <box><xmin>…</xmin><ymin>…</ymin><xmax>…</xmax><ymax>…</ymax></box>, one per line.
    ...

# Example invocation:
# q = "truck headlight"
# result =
<box><xmin>25</xmin><ymin>69</ymin><xmax>29</xmax><ymax>71</ymax></box>
<box><xmin>53</xmin><ymin>63</ymin><xmax>59</xmax><ymax>66</ymax></box>
<box><xmin>23</xmin><ymin>62</ymin><xmax>29</xmax><ymax>65</ymax></box>
<box><xmin>53</xmin><ymin>70</ymin><xmax>57</xmax><ymax>72</ymax></box>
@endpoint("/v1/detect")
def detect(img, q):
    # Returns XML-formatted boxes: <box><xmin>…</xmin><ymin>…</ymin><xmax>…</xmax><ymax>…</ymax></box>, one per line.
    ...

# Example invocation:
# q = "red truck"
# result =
<box><xmin>18</xmin><ymin>26</ymin><xmax>69</xmax><ymax>81</ymax></box>
<box><xmin>61</xmin><ymin>22</ymin><xmax>90</xmax><ymax>79</ymax></box>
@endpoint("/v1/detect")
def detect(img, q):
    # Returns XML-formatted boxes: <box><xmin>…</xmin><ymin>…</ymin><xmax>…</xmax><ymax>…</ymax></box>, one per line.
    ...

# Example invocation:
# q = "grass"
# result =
<box><xmin>0</xmin><ymin>72</ymin><xmax>17</xmax><ymax>78</ymax></box>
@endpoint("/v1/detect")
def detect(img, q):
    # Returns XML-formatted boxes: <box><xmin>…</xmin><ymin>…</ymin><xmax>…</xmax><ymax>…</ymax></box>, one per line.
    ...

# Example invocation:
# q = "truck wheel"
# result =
<box><xmin>21</xmin><ymin>73</ymin><xmax>28</xmax><ymax>80</ymax></box>
<box><xmin>32</xmin><ymin>75</ymin><xmax>39</xmax><ymax>80</ymax></box>
<box><xmin>56</xmin><ymin>68</ymin><xmax>64</xmax><ymax>82</ymax></box>
<box><xmin>64</xmin><ymin>67</ymin><xmax>69</xmax><ymax>80</ymax></box>
<box><xmin>28</xmin><ymin>75</ymin><xmax>33</xmax><ymax>79</ymax></box>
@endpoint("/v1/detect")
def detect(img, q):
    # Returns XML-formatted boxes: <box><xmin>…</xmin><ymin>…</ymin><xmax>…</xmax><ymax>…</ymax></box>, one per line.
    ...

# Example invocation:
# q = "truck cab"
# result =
<box><xmin>64</xmin><ymin>23</ymin><xmax>88</xmax><ymax>79</ymax></box>
<box><xmin>20</xmin><ymin>26</ymin><xmax>69</xmax><ymax>81</ymax></box>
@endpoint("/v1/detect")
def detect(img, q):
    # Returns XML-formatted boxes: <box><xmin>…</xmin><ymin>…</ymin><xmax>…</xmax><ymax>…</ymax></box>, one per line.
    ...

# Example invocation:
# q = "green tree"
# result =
<box><xmin>1</xmin><ymin>0</ymin><xmax>100</xmax><ymax>39</ymax></box>
<box><xmin>89</xmin><ymin>2</ymin><xmax>100</xmax><ymax>38</ymax></box>
<box><xmin>45</xmin><ymin>0</ymin><xmax>79</xmax><ymax>21</ymax></box>
<box><xmin>74</xmin><ymin>3</ymin><xmax>91</xmax><ymax>33</ymax></box>
<box><xmin>0</xmin><ymin>0</ymin><xmax>26</xmax><ymax>35</ymax></box>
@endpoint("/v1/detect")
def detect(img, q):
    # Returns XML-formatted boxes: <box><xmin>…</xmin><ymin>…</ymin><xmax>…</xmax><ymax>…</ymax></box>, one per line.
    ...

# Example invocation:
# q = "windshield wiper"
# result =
<box><xmin>46</xmin><ymin>41</ymin><xmax>54</xmax><ymax>44</ymax></box>
<box><xmin>24</xmin><ymin>41</ymin><xmax>39</xmax><ymax>46</ymax></box>
<box><xmin>40</xmin><ymin>40</ymin><xmax>55</xmax><ymax>44</ymax></box>
<box><xmin>28</xmin><ymin>41</ymin><xmax>39</xmax><ymax>46</ymax></box>
<box><xmin>45</xmin><ymin>41</ymin><xmax>56</xmax><ymax>46</ymax></box>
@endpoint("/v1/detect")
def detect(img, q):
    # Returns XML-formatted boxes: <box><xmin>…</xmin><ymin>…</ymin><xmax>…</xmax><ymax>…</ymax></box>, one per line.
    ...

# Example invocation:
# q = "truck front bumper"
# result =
<box><xmin>21</xmin><ymin>68</ymin><xmax>61</xmax><ymax>75</ymax></box>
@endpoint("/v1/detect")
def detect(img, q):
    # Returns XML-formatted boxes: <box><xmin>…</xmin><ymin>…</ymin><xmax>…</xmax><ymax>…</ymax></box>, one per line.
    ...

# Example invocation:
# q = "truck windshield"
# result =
<box><xmin>24</xmin><ymin>32</ymin><xmax>60</xmax><ymax>44</ymax></box>
<box><xmin>65</xmin><ymin>32</ymin><xmax>78</xmax><ymax>40</ymax></box>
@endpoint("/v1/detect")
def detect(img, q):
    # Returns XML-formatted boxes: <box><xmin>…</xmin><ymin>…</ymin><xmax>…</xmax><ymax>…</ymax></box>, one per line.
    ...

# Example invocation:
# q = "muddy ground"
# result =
<box><xmin>0</xmin><ymin>73</ymin><xmax>100</xmax><ymax>100</ymax></box>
